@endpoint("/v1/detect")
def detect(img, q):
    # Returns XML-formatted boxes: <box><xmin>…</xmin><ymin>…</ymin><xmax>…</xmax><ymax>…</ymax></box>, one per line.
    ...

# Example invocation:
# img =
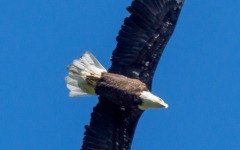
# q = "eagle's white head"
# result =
<box><xmin>138</xmin><ymin>91</ymin><xmax>168</xmax><ymax>110</ymax></box>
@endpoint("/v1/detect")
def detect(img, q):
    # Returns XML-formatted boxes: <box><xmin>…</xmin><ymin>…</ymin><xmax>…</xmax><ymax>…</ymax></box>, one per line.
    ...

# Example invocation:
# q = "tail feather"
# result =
<box><xmin>65</xmin><ymin>52</ymin><xmax>106</xmax><ymax>97</ymax></box>
<box><xmin>82</xmin><ymin>51</ymin><xmax>106</xmax><ymax>71</ymax></box>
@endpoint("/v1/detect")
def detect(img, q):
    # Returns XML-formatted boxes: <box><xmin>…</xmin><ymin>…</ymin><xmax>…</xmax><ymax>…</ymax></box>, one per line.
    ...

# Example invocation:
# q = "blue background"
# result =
<box><xmin>1</xmin><ymin>1</ymin><xmax>240</xmax><ymax>149</ymax></box>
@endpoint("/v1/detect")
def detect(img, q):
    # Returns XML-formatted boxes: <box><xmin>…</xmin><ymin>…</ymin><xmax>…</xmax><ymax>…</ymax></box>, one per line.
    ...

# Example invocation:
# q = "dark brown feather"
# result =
<box><xmin>81</xmin><ymin>96</ymin><xmax>143</xmax><ymax>150</ymax></box>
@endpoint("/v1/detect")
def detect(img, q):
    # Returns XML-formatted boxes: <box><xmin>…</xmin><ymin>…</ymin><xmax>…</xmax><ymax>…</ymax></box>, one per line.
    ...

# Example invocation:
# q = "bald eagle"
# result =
<box><xmin>65</xmin><ymin>0</ymin><xmax>184</xmax><ymax>149</ymax></box>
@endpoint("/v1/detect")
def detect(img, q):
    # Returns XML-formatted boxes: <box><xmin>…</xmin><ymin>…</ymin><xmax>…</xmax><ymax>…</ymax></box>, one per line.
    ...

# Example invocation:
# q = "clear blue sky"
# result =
<box><xmin>1</xmin><ymin>1</ymin><xmax>240</xmax><ymax>150</ymax></box>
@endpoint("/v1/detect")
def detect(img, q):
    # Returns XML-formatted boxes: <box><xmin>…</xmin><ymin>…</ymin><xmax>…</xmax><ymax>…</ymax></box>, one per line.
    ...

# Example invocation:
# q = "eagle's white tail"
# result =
<box><xmin>65</xmin><ymin>52</ymin><xmax>106</xmax><ymax>97</ymax></box>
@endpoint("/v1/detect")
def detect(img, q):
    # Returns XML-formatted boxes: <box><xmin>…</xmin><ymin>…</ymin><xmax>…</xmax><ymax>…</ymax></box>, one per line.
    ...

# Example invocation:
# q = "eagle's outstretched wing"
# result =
<box><xmin>81</xmin><ymin>96</ymin><xmax>142</xmax><ymax>150</ymax></box>
<box><xmin>81</xmin><ymin>0</ymin><xmax>184</xmax><ymax>149</ymax></box>
<box><xmin>109</xmin><ymin>0</ymin><xmax>184</xmax><ymax>89</ymax></box>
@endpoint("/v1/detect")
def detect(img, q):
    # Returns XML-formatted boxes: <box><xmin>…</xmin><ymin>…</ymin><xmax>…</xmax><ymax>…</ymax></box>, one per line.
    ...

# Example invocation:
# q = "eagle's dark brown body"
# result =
<box><xmin>96</xmin><ymin>72</ymin><xmax>148</xmax><ymax>108</ymax></box>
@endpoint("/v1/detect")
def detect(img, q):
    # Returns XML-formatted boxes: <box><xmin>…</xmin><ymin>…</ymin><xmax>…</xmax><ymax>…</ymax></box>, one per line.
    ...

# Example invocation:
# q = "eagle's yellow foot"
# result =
<box><xmin>86</xmin><ymin>73</ymin><xmax>101</xmax><ymax>86</ymax></box>
<box><xmin>89</xmin><ymin>73</ymin><xmax>101</xmax><ymax>80</ymax></box>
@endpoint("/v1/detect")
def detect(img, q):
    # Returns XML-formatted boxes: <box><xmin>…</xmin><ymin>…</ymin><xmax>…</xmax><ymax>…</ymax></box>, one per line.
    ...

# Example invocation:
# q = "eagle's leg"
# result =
<box><xmin>86</xmin><ymin>73</ymin><xmax>101</xmax><ymax>87</ymax></box>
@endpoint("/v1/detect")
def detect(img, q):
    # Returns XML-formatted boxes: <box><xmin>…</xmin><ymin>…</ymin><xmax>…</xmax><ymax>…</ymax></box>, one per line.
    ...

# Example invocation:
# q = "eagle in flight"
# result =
<box><xmin>65</xmin><ymin>0</ymin><xmax>184</xmax><ymax>149</ymax></box>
